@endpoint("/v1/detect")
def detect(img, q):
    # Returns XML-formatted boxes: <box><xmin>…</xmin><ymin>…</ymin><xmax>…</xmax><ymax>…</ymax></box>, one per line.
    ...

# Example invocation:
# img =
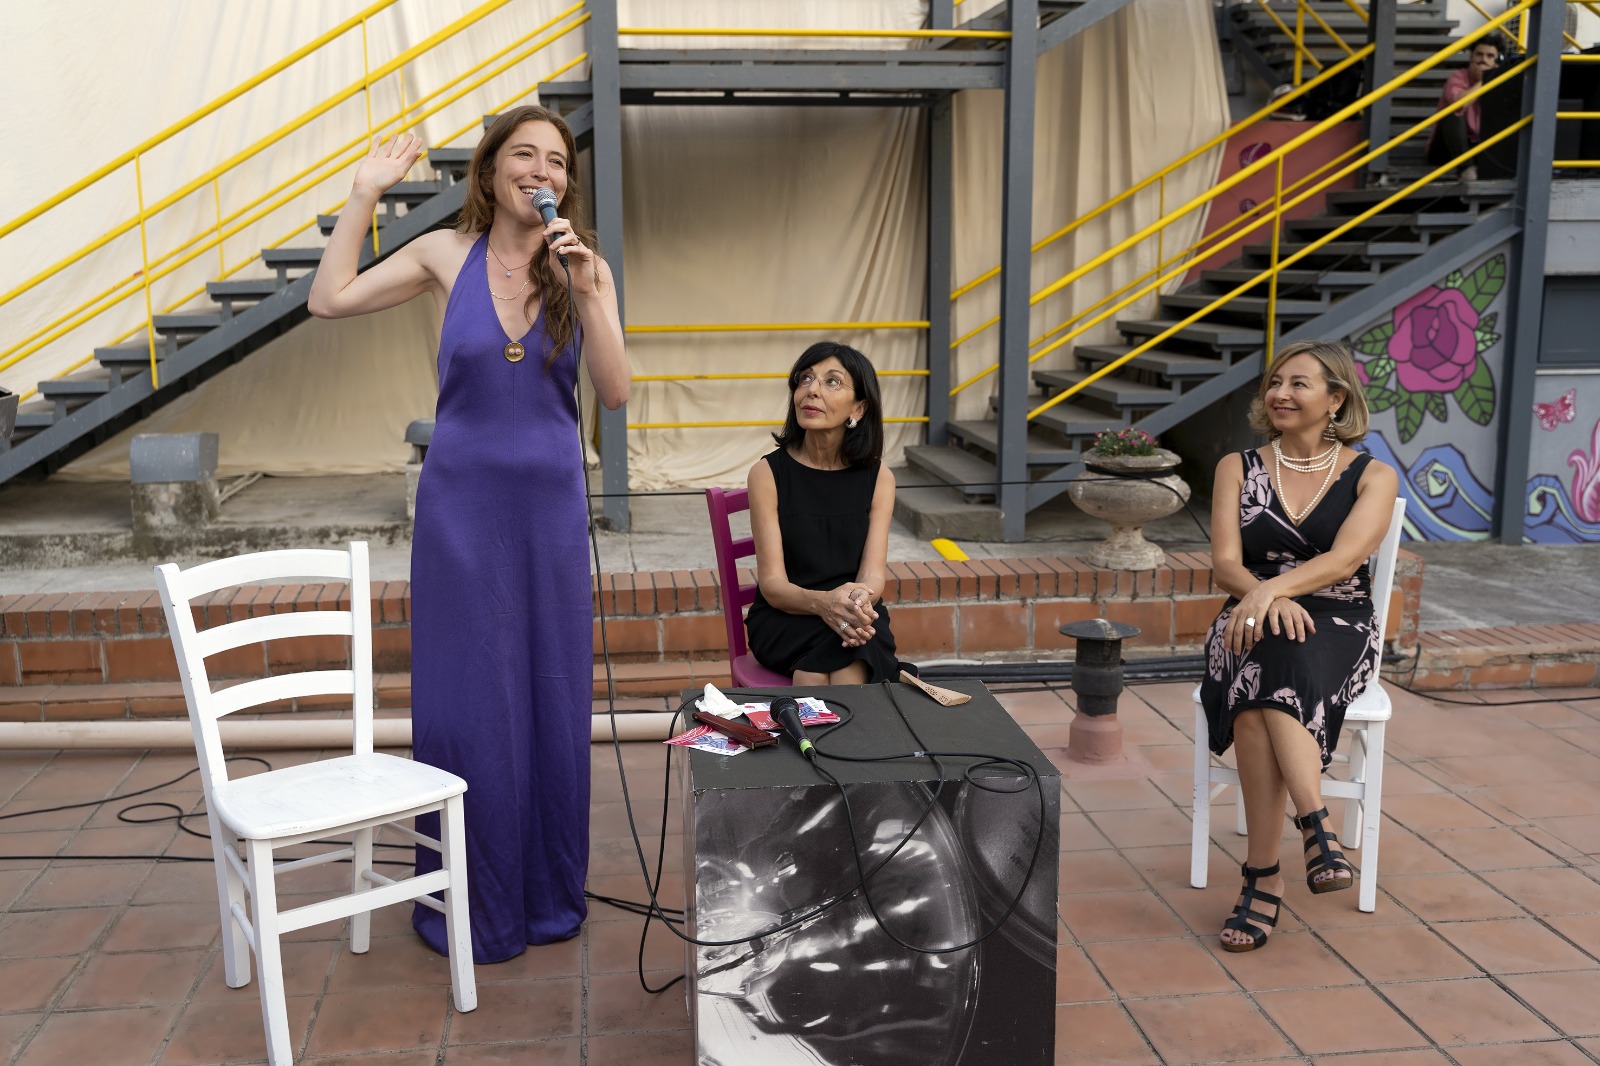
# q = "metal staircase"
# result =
<box><xmin>900</xmin><ymin>179</ymin><xmax>1520</xmax><ymax>531</ymax></box>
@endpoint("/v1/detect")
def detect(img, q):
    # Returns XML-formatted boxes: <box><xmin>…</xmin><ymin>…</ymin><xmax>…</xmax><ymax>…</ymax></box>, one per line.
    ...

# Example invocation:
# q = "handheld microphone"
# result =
<box><xmin>529</xmin><ymin>188</ymin><xmax>568</xmax><ymax>268</ymax></box>
<box><xmin>770</xmin><ymin>697</ymin><xmax>814</xmax><ymax>760</ymax></box>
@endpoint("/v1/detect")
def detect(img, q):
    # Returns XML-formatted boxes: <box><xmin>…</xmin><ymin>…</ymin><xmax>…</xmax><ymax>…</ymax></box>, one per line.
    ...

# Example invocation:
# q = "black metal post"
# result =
<box><xmin>1362</xmin><ymin>0</ymin><xmax>1398</xmax><ymax>186</ymax></box>
<box><xmin>997</xmin><ymin>0</ymin><xmax>1037</xmax><ymax>541</ymax></box>
<box><xmin>590</xmin><ymin>0</ymin><xmax>629</xmax><ymax>531</ymax></box>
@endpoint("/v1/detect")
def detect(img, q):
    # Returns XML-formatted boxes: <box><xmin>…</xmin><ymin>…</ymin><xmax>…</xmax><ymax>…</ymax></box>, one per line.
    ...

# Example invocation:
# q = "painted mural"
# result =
<box><xmin>1339</xmin><ymin>248</ymin><xmax>1600</xmax><ymax>543</ymax></box>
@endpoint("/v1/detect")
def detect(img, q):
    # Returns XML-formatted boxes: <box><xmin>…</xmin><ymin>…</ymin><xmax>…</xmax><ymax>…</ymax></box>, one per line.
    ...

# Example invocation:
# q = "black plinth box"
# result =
<box><xmin>677</xmin><ymin>680</ymin><xmax>1060</xmax><ymax>1066</ymax></box>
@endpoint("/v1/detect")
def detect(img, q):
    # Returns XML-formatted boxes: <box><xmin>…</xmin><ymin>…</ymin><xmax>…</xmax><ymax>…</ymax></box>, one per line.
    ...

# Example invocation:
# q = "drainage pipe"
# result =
<box><xmin>0</xmin><ymin>712</ymin><xmax>679</xmax><ymax>751</ymax></box>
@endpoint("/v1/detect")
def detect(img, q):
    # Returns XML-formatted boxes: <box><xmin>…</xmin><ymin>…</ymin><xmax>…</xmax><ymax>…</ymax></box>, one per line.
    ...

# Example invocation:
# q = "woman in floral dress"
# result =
<box><xmin>1200</xmin><ymin>340</ymin><xmax>1399</xmax><ymax>952</ymax></box>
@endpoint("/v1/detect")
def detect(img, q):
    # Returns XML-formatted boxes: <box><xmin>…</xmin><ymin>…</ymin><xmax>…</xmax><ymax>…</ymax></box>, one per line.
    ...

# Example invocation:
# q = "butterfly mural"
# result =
<box><xmin>1534</xmin><ymin>388</ymin><xmax>1577</xmax><ymax>432</ymax></box>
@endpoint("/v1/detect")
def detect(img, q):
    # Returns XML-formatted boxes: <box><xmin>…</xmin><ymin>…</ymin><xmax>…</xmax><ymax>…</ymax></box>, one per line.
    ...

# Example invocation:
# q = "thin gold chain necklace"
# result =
<box><xmin>486</xmin><ymin>249</ymin><xmax>531</xmax><ymax>301</ymax></box>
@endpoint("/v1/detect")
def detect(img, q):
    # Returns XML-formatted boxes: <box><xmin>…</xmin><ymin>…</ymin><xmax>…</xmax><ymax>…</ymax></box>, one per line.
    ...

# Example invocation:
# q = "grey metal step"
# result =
<box><xmin>1116</xmin><ymin>318</ymin><xmax>1265</xmax><ymax>351</ymax></box>
<box><xmin>13</xmin><ymin>411</ymin><xmax>54</xmax><ymax>431</ymax></box>
<box><xmin>206</xmin><ymin>279</ymin><xmax>285</xmax><ymax>299</ymax></box>
<box><xmin>94</xmin><ymin>340</ymin><xmax>170</xmax><ymax>365</ymax></box>
<box><xmin>1074</xmin><ymin>344</ymin><xmax>1228</xmax><ymax>380</ymax></box>
<box><xmin>1241</xmin><ymin>238</ymin><xmax>1427</xmax><ymax>263</ymax></box>
<box><xmin>383</xmin><ymin>180</ymin><xmax>444</xmax><ymax>202</ymax></box>
<box><xmin>152</xmin><ymin>312</ymin><xmax>223</xmax><ymax>334</ymax></box>
<box><xmin>1200</xmin><ymin>267</ymin><xmax>1376</xmax><ymax>291</ymax></box>
<box><xmin>261</xmin><ymin>248</ymin><xmax>325</xmax><ymax>267</ymax></box>
<box><xmin>1032</xmin><ymin>368</ymin><xmax>1177</xmax><ymax>407</ymax></box>
<box><xmin>427</xmin><ymin>147</ymin><xmax>476</xmax><ymax>175</ymax></box>
<box><xmin>1284</xmin><ymin>213</ymin><xmax>1420</xmax><ymax>236</ymax></box>
<box><xmin>317</xmin><ymin>213</ymin><xmax>392</xmax><ymax>236</ymax></box>
<box><xmin>904</xmin><ymin>443</ymin><xmax>999</xmax><ymax>501</ymax></box>
<box><xmin>1159</xmin><ymin>294</ymin><xmax>1326</xmax><ymax>322</ymax></box>
<box><xmin>1323</xmin><ymin>183</ymin><xmax>1464</xmax><ymax>209</ymax></box>
<box><xmin>985</xmin><ymin>396</ymin><xmax>1122</xmax><ymax>439</ymax></box>
<box><xmin>945</xmin><ymin>420</ymin><xmax>1079</xmax><ymax>464</ymax></box>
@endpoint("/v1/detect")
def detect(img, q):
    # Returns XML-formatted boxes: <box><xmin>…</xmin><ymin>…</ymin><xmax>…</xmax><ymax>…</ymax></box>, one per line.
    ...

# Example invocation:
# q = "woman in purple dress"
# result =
<box><xmin>1199</xmin><ymin>341</ymin><xmax>1397</xmax><ymax>953</ymax></box>
<box><xmin>309</xmin><ymin>106</ymin><xmax>628</xmax><ymax>962</ymax></box>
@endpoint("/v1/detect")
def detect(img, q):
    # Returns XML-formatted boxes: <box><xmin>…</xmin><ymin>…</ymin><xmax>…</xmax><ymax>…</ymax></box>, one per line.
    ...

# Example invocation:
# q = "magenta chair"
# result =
<box><xmin>705</xmin><ymin>487</ymin><xmax>792</xmax><ymax>689</ymax></box>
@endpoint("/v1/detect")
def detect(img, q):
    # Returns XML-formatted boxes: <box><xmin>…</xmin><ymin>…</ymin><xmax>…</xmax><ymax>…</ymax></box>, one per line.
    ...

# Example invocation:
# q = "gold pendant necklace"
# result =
<box><xmin>503</xmin><ymin>341</ymin><xmax>525</xmax><ymax>363</ymax></box>
<box><xmin>487</xmin><ymin>250</ymin><xmax>531</xmax><ymax>302</ymax></box>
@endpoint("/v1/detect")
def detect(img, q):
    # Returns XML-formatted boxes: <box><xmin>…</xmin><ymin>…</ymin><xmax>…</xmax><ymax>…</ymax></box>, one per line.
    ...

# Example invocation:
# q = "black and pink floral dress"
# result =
<box><xmin>1200</xmin><ymin>449</ymin><xmax>1380</xmax><ymax>770</ymax></box>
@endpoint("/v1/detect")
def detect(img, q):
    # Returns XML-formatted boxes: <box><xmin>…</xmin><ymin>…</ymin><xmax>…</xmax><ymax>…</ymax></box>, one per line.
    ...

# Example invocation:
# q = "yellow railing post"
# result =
<box><xmin>1156</xmin><ymin>176</ymin><xmax>1166</xmax><ymax>272</ymax></box>
<box><xmin>212</xmin><ymin>178</ymin><xmax>226</xmax><ymax>277</ymax></box>
<box><xmin>361</xmin><ymin>15</ymin><xmax>380</xmax><ymax>258</ymax></box>
<box><xmin>1266</xmin><ymin>155</ymin><xmax>1284</xmax><ymax>367</ymax></box>
<box><xmin>133</xmin><ymin>153</ymin><xmax>160</xmax><ymax>390</ymax></box>
<box><xmin>1295</xmin><ymin>0</ymin><xmax>1307</xmax><ymax>86</ymax></box>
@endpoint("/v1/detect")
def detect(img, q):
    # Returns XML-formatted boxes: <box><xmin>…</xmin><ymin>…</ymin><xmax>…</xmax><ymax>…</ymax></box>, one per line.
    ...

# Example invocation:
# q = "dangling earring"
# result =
<box><xmin>1323</xmin><ymin>409</ymin><xmax>1340</xmax><ymax>442</ymax></box>
<box><xmin>846</xmin><ymin>417</ymin><xmax>858</xmax><ymax>430</ymax></box>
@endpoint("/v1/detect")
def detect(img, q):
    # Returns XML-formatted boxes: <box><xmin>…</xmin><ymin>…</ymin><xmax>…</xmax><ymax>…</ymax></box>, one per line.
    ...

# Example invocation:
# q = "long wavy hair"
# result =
<box><xmin>457</xmin><ymin>105</ymin><xmax>596</xmax><ymax>367</ymax></box>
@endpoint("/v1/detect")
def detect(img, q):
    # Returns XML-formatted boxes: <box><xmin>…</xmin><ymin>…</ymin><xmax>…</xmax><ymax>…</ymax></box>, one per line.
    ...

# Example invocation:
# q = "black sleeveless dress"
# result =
<box><xmin>1200</xmin><ymin>449</ymin><xmax>1381</xmax><ymax>770</ymax></box>
<box><xmin>745</xmin><ymin>448</ymin><xmax>899</xmax><ymax>683</ymax></box>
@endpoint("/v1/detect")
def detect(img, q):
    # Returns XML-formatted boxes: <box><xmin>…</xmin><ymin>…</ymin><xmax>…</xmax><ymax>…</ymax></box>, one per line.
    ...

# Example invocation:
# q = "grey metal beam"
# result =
<box><xmin>1491</xmin><ymin>2</ymin><xmax>1563</xmax><ymax>543</ymax></box>
<box><xmin>1038</xmin><ymin>0</ymin><xmax>1139</xmax><ymax>52</ymax></box>
<box><xmin>926</xmin><ymin>95</ymin><xmax>954</xmax><ymax>447</ymax></box>
<box><xmin>590</xmin><ymin>0</ymin><xmax>630</xmax><ymax>532</ymax></box>
<box><xmin>997</xmin><ymin>0</ymin><xmax>1037</xmax><ymax>541</ymax></box>
<box><xmin>616</xmin><ymin>63</ymin><xmax>1003</xmax><ymax>93</ymax></box>
<box><xmin>622</xmin><ymin>49</ymin><xmax>1005</xmax><ymax>66</ymax></box>
<box><xmin>930</xmin><ymin>0</ymin><xmax>955</xmax><ymax>31</ymax></box>
<box><xmin>1363</xmin><ymin>0</ymin><xmax>1398</xmax><ymax>184</ymax></box>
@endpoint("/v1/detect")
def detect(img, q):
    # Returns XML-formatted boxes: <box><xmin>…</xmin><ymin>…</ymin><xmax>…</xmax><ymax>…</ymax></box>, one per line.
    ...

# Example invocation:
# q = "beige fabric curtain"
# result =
<box><xmin>0</xmin><ymin>0</ymin><xmax>1226</xmax><ymax>484</ymax></box>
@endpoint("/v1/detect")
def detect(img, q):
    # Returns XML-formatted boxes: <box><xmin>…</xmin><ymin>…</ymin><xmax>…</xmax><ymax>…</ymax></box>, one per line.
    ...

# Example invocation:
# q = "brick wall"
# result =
<box><xmin>0</xmin><ymin>550</ymin><xmax>1422</xmax><ymax>721</ymax></box>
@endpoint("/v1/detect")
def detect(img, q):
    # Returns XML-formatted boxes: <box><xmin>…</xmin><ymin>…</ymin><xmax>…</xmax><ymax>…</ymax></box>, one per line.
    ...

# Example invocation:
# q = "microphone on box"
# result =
<box><xmin>770</xmin><ymin>697</ymin><xmax>814</xmax><ymax>760</ymax></box>
<box><xmin>530</xmin><ymin>188</ymin><xmax>568</xmax><ymax>268</ymax></box>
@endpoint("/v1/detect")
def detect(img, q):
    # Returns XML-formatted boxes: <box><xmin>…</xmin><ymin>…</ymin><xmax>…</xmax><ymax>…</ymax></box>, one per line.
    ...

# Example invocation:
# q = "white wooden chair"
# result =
<box><xmin>1190</xmin><ymin>498</ymin><xmax>1406</xmax><ymax>913</ymax></box>
<box><xmin>156</xmin><ymin>542</ymin><xmax>475</xmax><ymax>1065</ymax></box>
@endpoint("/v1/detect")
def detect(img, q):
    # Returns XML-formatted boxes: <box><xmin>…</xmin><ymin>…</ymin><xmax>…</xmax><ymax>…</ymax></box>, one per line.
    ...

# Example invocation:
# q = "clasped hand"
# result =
<box><xmin>1224</xmin><ymin>585</ymin><xmax>1316</xmax><ymax>655</ymax></box>
<box><xmin>824</xmin><ymin>584</ymin><xmax>878</xmax><ymax>647</ymax></box>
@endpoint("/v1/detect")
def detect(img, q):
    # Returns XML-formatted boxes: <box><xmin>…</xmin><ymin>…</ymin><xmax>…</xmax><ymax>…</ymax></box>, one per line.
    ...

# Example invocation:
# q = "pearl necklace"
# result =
<box><xmin>1272</xmin><ymin>437</ymin><xmax>1341</xmax><ymax>524</ymax></box>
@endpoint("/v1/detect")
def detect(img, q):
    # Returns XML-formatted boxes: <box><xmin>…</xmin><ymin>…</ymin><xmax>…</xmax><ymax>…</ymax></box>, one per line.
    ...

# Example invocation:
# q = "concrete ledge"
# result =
<box><xmin>1399</xmin><ymin>623</ymin><xmax>1600</xmax><ymax>691</ymax></box>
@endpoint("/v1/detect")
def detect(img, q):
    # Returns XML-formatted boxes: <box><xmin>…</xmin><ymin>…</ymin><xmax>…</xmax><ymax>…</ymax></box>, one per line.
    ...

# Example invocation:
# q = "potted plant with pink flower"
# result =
<box><xmin>1352</xmin><ymin>253</ymin><xmax>1504</xmax><ymax>443</ymax></box>
<box><xmin>1067</xmin><ymin>428</ymin><xmax>1191</xmax><ymax>570</ymax></box>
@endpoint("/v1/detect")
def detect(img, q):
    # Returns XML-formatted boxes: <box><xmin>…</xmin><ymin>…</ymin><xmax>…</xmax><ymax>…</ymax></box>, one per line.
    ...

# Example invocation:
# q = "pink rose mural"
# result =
<box><xmin>1350</xmin><ymin>254</ymin><xmax>1504</xmax><ymax>444</ymax></box>
<box><xmin>1570</xmin><ymin>419</ymin><xmax>1600</xmax><ymax>525</ymax></box>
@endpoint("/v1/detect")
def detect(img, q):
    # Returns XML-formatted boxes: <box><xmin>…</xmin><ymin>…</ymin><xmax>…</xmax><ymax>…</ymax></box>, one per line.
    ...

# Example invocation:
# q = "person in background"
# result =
<box><xmin>1427</xmin><ymin>34</ymin><xmax>1506</xmax><ymax>183</ymax></box>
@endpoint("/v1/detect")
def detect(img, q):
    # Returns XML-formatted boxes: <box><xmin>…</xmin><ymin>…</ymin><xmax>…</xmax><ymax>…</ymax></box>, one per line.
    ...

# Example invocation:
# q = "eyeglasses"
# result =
<box><xmin>795</xmin><ymin>371</ymin><xmax>852</xmax><ymax>393</ymax></box>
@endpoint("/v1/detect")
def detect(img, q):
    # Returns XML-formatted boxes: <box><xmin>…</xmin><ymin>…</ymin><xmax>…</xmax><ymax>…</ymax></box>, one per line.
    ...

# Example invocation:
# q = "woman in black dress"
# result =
<box><xmin>1200</xmin><ymin>340</ymin><xmax>1398</xmax><ymax>952</ymax></box>
<box><xmin>745</xmin><ymin>342</ymin><xmax>898</xmax><ymax>685</ymax></box>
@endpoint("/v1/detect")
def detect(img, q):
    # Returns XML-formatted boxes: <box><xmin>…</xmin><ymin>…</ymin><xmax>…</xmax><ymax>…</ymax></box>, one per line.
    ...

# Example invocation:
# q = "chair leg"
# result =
<box><xmin>1191</xmin><ymin>703</ymin><xmax>1212</xmax><ymax>889</ymax></box>
<box><xmin>246</xmin><ymin>839</ymin><xmax>294</xmax><ymax>1066</ymax></box>
<box><xmin>1344</xmin><ymin>727</ymin><xmax>1368</xmax><ymax>847</ymax></box>
<box><xmin>440</xmin><ymin>796</ymin><xmax>477</xmax><ymax>1012</ymax></box>
<box><xmin>349</xmin><ymin>827</ymin><xmax>374</xmax><ymax>954</ymax></box>
<box><xmin>1358</xmin><ymin>721</ymin><xmax>1385</xmax><ymax>913</ymax></box>
<box><xmin>210</xmin><ymin>817</ymin><xmax>251</xmax><ymax>989</ymax></box>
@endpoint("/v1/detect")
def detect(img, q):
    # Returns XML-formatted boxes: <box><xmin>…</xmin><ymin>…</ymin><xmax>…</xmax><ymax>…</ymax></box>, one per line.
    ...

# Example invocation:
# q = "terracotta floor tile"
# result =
<box><xmin>1205</xmin><ymin>929</ymin><xmax>1362</xmax><ymax>991</ymax></box>
<box><xmin>0</xmin><ymin>828</ymin><xmax>71</xmax><ymax>863</ymax></box>
<box><xmin>1053</xmin><ymin>1002</ymin><xmax>1158</xmax><ymax>1064</ymax></box>
<box><xmin>1502</xmin><ymin>970</ymin><xmax>1600</xmax><ymax>1037</ymax></box>
<box><xmin>1530</xmin><ymin>814</ymin><xmax>1600</xmax><ymax>855</ymax></box>
<box><xmin>1581</xmin><ymin>1037</ymin><xmax>1600</xmax><ymax>1058</ymax></box>
<box><xmin>1308</xmin><ymin>1051</ymin><xmax>1451</xmax><ymax>1065</ymax></box>
<box><xmin>443</xmin><ymin>1040</ymin><xmax>581</xmax><ymax>1065</ymax></box>
<box><xmin>100</xmin><ymin>902</ymin><xmax>220</xmax><ymax>953</ymax></box>
<box><xmin>1089</xmin><ymin>807</ymin><xmax>1194</xmax><ymax>851</ymax></box>
<box><xmin>0</xmin><ymin>1014</ymin><xmax>42</xmax><ymax>1063</ymax></box>
<box><xmin>586</xmin><ymin>916</ymin><xmax>686</xmax><ymax>974</ymax></box>
<box><xmin>1256</xmin><ymin>984</ymin><xmax>1426</xmax><ymax>1054</ymax></box>
<box><xmin>1153</xmin><ymin>877</ymin><xmax>1303</xmax><ymax>940</ymax></box>
<box><xmin>1380</xmin><ymin>976</ymin><xmax>1559</xmax><ymax>1045</ymax></box>
<box><xmin>0</xmin><ymin>956</ymin><xmax>77</xmax><ymax>1012</ymax></box>
<box><xmin>1057</xmin><ymin>811</ymin><xmax>1115</xmax><ymax>852</ymax></box>
<box><xmin>1084</xmin><ymin>937</ymin><xmax>1235</xmax><ymax>999</ymax></box>
<box><xmin>1382</xmin><ymin>872</ymin><xmax>1523</xmax><ymax>921</ymax></box>
<box><xmin>1481</xmin><ymin>868</ymin><xmax>1600</xmax><ymax>916</ymax></box>
<box><xmin>305</xmin><ymin>985</ymin><xmax>450</xmax><ymax>1055</ymax></box>
<box><xmin>1062</xmin><ymin>779</ymin><xmax>1174</xmax><ymax>812</ymax></box>
<box><xmin>130</xmin><ymin>862</ymin><xmax>223</xmax><ymax>905</ymax></box>
<box><xmin>303</xmin><ymin>1053</ymin><xmax>439</xmax><ymax>1066</ymax></box>
<box><xmin>1546</xmin><ymin>913</ymin><xmax>1600</xmax><ymax>957</ymax></box>
<box><xmin>1059</xmin><ymin>849</ymin><xmax>1147</xmax><ymax>894</ymax></box>
<box><xmin>585</xmin><ymin>873</ymin><xmax>684</xmax><ymax>913</ymax></box>
<box><xmin>192</xmin><ymin>938</ymin><xmax>337</xmax><ymax>1000</ymax></box>
<box><xmin>17</xmin><ymin>863</ymin><xmax>151</xmax><ymax>909</ymax></box>
<box><xmin>1285</xmin><ymin>881</ymin><xmax>1421</xmax><ymax>928</ymax></box>
<box><xmin>443</xmin><ymin>978</ymin><xmax>581</xmax><ymax>1046</ymax></box>
<box><xmin>474</xmin><ymin>935</ymin><xmax>583</xmax><ymax>982</ymax></box>
<box><xmin>17</xmin><ymin>1005</ymin><xmax>177</xmax><ymax>1066</ymax></box>
<box><xmin>1056</xmin><ymin>943</ymin><xmax>1113</xmax><ymax>1004</ymax></box>
<box><xmin>583</xmin><ymin>1028</ymin><xmax>694</xmax><ymax>1066</ymax></box>
<box><xmin>59</xmin><ymin>948</ymin><xmax>206</xmax><ymax>1008</ymax></box>
<box><xmin>161</xmin><ymin>993</ymin><xmax>315</xmax><ymax>1066</ymax></box>
<box><xmin>1479</xmin><ymin>781</ymin><xmax>1600</xmax><ymax>820</ymax></box>
<box><xmin>1373</xmin><ymin>823</ymin><xmax>1469</xmax><ymax>876</ymax></box>
<box><xmin>0</xmin><ymin>799</ymin><xmax>94</xmax><ymax>833</ymax></box>
<box><xmin>1433</xmin><ymin>917</ymin><xmax>1597</xmax><ymax>974</ymax></box>
<box><xmin>1318</xmin><ymin>924</ymin><xmax>1479</xmax><ymax>983</ymax></box>
<box><xmin>1058</xmin><ymin>891</ymin><xmax>1188</xmax><ymax>943</ymax></box>
<box><xmin>0</xmin><ymin>906</ymin><xmax>116</xmax><ymax>959</ymax></box>
<box><xmin>1448</xmin><ymin>1040</ymin><xmax>1598</xmax><ymax>1066</ymax></box>
<box><xmin>1436</xmin><ymin>826</ymin><xmax>1570</xmax><ymax>872</ymax></box>
<box><xmin>1125</xmin><ymin>993</ymin><xmax>1294</xmax><ymax>1064</ymax></box>
<box><xmin>0</xmin><ymin>869</ymin><xmax>37</xmax><ymax>911</ymax></box>
<box><xmin>1122</xmin><ymin>843</ymin><xmax>1238</xmax><ymax>890</ymax></box>
<box><xmin>1384</xmin><ymin>793</ymin><xmax>1504</xmax><ymax>831</ymax></box>
<box><xmin>1429</xmin><ymin>752</ymin><xmax>1600</xmax><ymax>788</ymax></box>
<box><xmin>586</xmin><ymin>971</ymin><xmax>691</xmax><ymax>1035</ymax></box>
<box><xmin>10</xmin><ymin>755</ymin><xmax>138</xmax><ymax>802</ymax></box>
<box><xmin>326</xmin><ymin>933</ymin><xmax>453</xmax><ymax>992</ymax></box>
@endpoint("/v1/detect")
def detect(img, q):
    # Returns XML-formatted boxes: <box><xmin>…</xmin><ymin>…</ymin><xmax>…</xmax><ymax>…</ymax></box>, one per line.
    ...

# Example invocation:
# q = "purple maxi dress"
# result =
<box><xmin>409</xmin><ymin>232</ymin><xmax>590</xmax><ymax>961</ymax></box>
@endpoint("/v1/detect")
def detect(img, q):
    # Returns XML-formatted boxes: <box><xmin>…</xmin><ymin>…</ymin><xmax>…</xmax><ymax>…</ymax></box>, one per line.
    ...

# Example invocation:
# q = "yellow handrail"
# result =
<box><xmin>1454</xmin><ymin>0</ymin><xmax>1583</xmax><ymax>54</ymax></box>
<box><xmin>628</xmin><ymin>417</ymin><xmax>930</xmax><ymax>430</ymax></box>
<box><xmin>0</xmin><ymin>0</ymin><xmax>403</xmax><ymax>243</ymax></box>
<box><xmin>1298</xmin><ymin>0</ymin><xmax>1356</xmax><ymax>57</ymax></box>
<box><xmin>616</xmin><ymin>26</ymin><xmax>1009</xmax><ymax>40</ymax></box>
<box><xmin>626</xmin><ymin>321</ymin><xmax>928</xmax><ymax>334</ymax></box>
<box><xmin>0</xmin><ymin>6</ymin><xmax>590</xmax><ymax>379</ymax></box>
<box><xmin>1025</xmin><ymin>57</ymin><xmax>1536</xmax><ymax>422</ymax></box>
<box><xmin>632</xmin><ymin>370</ymin><xmax>929</xmax><ymax>381</ymax></box>
<box><xmin>944</xmin><ymin>45</ymin><xmax>1374</xmax><ymax>305</ymax></box>
<box><xmin>1254</xmin><ymin>0</ymin><xmax>1325</xmax><ymax>80</ymax></box>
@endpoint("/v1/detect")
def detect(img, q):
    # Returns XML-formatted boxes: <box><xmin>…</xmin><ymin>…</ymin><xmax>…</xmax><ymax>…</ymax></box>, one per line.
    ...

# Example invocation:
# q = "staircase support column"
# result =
<box><xmin>926</xmin><ymin>95</ymin><xmax>954</xmax><ymax>446</ymax></box>
<box><xmin>1492</xmin><ymin>0</ymin><xmax>1563</xmax><ymax>543</ymax></box>
<box><xmin>591</xmin><ymin>0</ymin><xmax>630</xmax><ymax>531</ymax></box>
<box><xmin>997</xmin><ymin>0</ymin><xmax>1038</xmax><ymax>542</ymax></box>
<box><xmin>1361</xmin><ymin>0</ymin><xmax>1398</xmax><ymax>186</ymax></box>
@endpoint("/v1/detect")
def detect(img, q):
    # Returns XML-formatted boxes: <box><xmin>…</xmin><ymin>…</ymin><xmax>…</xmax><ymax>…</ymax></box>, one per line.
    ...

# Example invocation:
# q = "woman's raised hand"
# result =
<box><xmin>354</xmin><ymin>133</ymin><xmax>423</xmax><ymax>197</ymax></box>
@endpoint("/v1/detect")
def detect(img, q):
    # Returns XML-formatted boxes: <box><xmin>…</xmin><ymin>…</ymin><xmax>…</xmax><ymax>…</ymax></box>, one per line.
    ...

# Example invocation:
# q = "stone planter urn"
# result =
<box><xmin>1068</xmin><ymin>448</ymin><xmax>1191</xmax><ymax>571</ymax></box>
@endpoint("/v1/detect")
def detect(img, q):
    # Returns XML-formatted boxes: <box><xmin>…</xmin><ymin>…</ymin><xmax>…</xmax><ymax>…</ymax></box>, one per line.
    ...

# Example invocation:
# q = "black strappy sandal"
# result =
<box><xmin>1219</xmin><ymin>862</ymin><xmax>1281</xmax><ymax>953</ymax></box>
<box><xmin>1293</xmin><ymin>806</ymin><xmax>1354</xmax><ymax>894</ymax></box>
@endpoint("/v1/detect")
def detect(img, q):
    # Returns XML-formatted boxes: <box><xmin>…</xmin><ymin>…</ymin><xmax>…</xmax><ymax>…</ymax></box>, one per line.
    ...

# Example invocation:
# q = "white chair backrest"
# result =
<box><xmin>1366</xmin><ymin>498</ymin><xmax>1407</xmax><ymax>675</ymax></box>
<box><xmin>155</xmin><ymin>543</ymin><xmax>373</xmax><ymax>793</ymax></box>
